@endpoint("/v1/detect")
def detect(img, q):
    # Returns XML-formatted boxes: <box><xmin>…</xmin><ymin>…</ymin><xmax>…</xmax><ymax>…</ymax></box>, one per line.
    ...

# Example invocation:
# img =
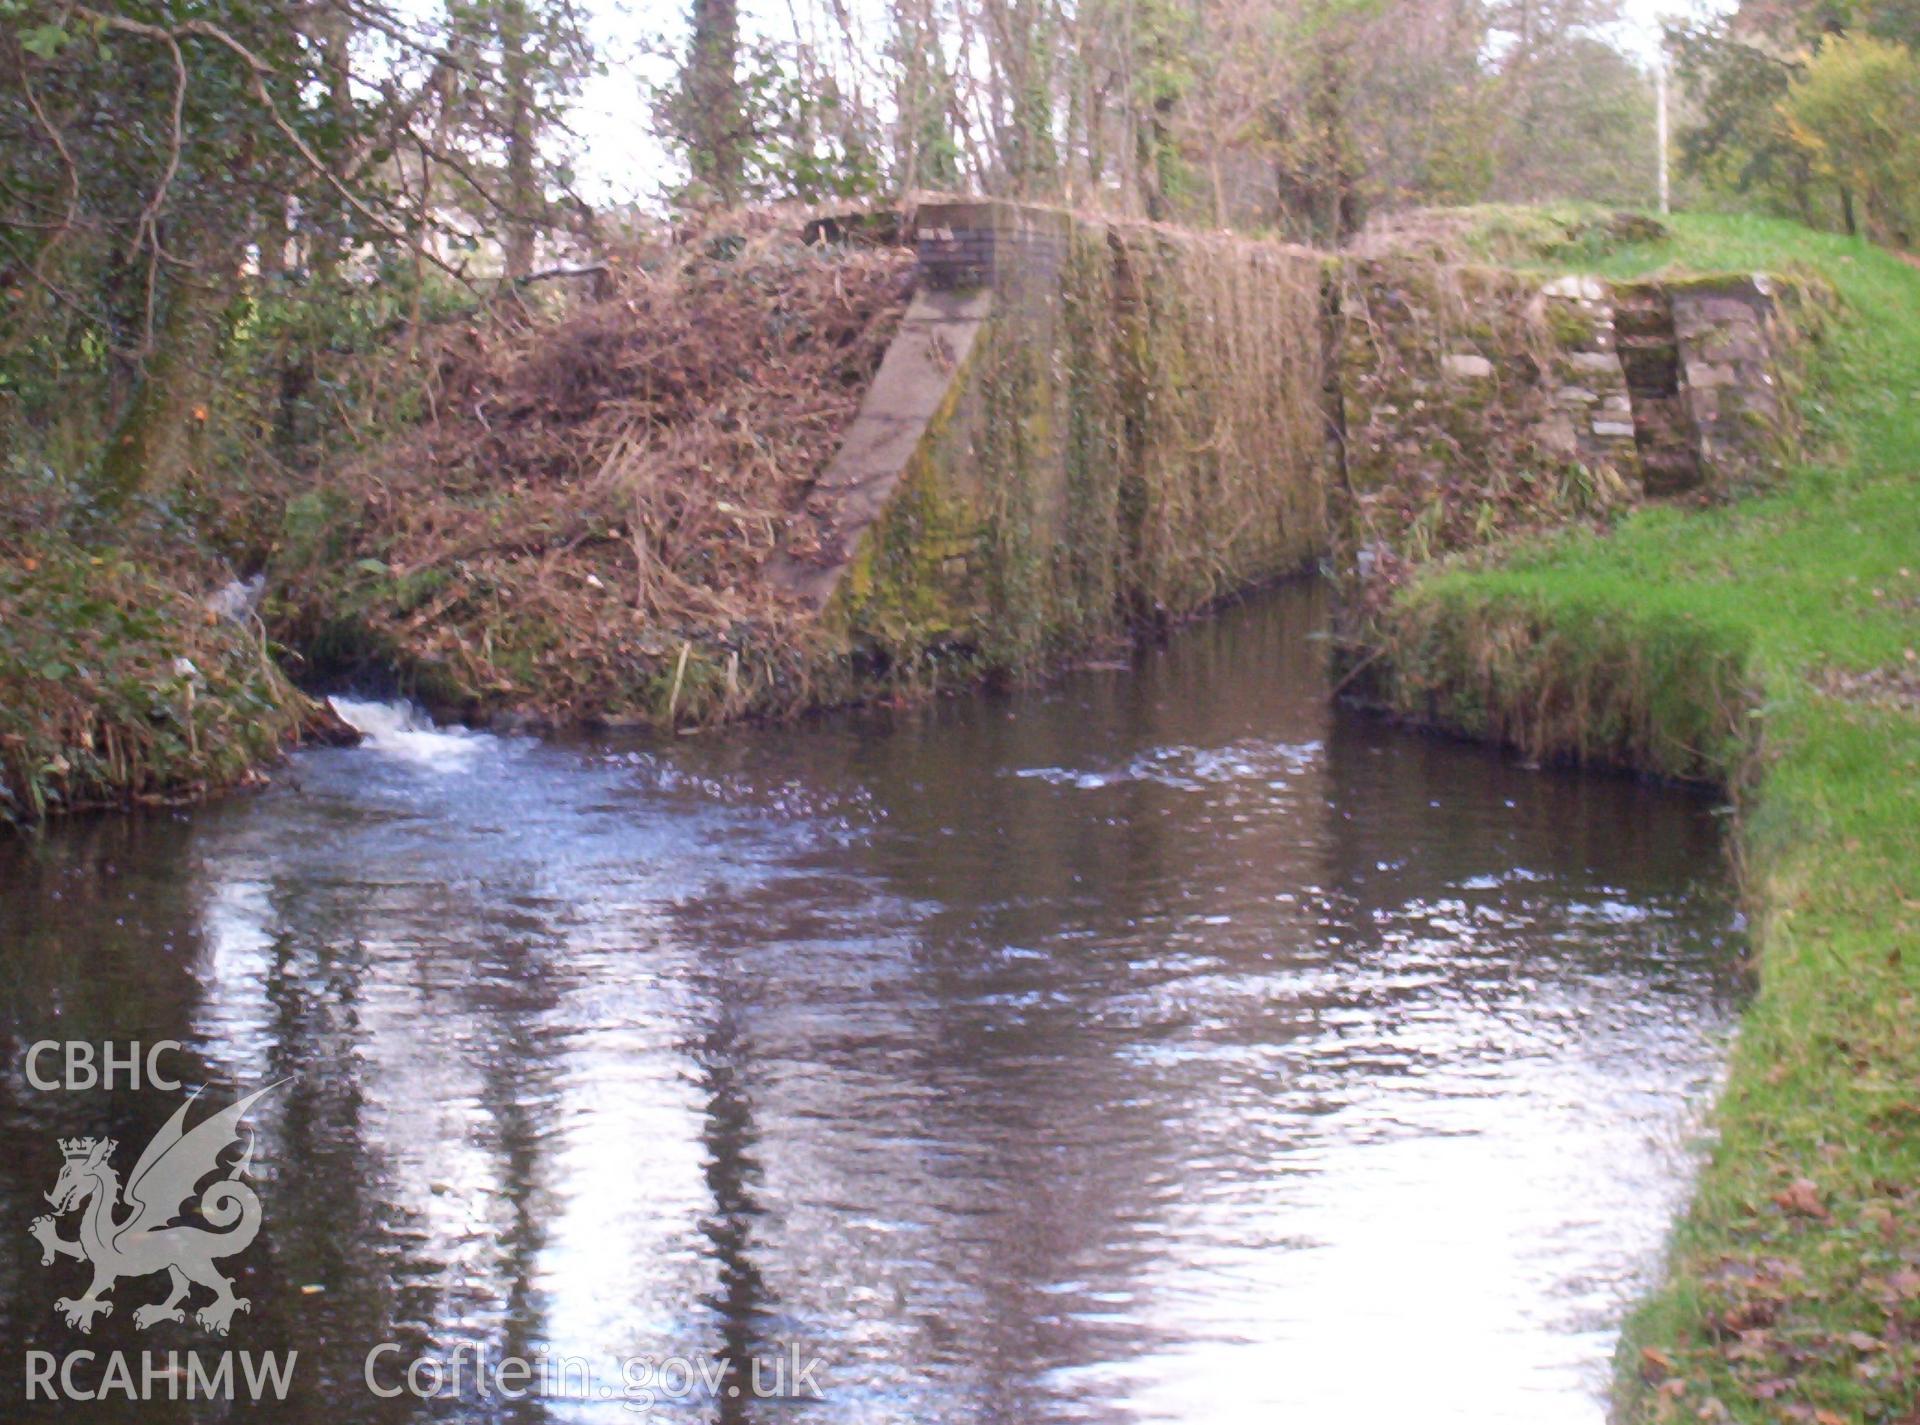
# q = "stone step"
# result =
<box><xmin>1619</xmin><ymin>348</ymin><xmax>1680</xmax><ymax>396</ymax></box>
<box><xmin>1612</xmin><ymin>303</ymin><xmax>1671</xmax><ymax>339</ymax></box>
<box><xmin>1642</xmin><ymin>447</ymin><xmax>1704</xmax><ymax>496</ymax></box>
<box><xmin>1629</xmin><ymin>389</ymin><xmax>1703</xmax><ymax>496</ymax></box>
<box><xmin>1631</xmin><ymin>393</ymin><xmax>1694</xmax><ymax>435</ymax></box>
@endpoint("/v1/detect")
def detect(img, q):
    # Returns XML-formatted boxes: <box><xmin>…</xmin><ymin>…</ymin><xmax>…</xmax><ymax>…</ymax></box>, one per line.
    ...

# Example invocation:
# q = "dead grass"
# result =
<box><xmin>1818</xmin><ymin>660</ymin><xmax>1920</xmax><ymax>713</ymax></box>
<box><xmin>274</xmin><ymin>222</ymin><xmax>916</xmax><ymax>725</ymax></box>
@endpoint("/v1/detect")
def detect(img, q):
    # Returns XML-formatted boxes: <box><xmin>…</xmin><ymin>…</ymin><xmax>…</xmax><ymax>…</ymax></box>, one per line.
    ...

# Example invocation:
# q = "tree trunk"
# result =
<box><xmin>686</xmin><ymin>0</ymin><xmax>745</xmax><ymax>205</ymax></box>
<box><xmin>1311</xmin><ymin>45</ymin><xmax>1362</xmax><ymax>244</ymax></box>
<box><xmin>309</xmin><ymin>12</ymin><xmax>356</xmax><ymax>276</ymax></box>
<box><xmin>257</xmin><ymin>196</ymin><xmax>289</xmax><ymax>280</ymax></box>
<box><xmin>1137</xmin><ymin>93</ymin><xmax>1175</xmax><ymax>220</ymax></box>
<box><xmin>502</xmin><ymin>0</ymin><xmax>538</xmax><ymax>277</ymax></box>
<box><xmin>95</xmin><ymin>263</ymin><xmax>236</xmax><ymax>512</ymax></box>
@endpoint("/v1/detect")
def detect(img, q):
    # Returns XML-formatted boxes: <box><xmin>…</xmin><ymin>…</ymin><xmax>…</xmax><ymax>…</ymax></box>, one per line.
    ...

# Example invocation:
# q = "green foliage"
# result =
<box><xmin>739</xmin><ymin>44</ymin><xmax>885</xmax><ymax>202</ymax></box>
<box><xmin>1</xmin><ymin>0</ymin><xmax>314</xmax><ymax>490</ymax></box>
<box><xmin>886</xmin><ymin>0</ymin><xmax>962</xmax><ymax>192</ymax></box>
<box><xmin>1224</xmin><ymin>0</ymin><xmax>1655</xmax><ymax>234</ymax></box>
<box><xmin>1118</xmin><ymin>0</ymin><xmax>1199</xmax><ymax>217</ymax></box>
<box><xmin>0</xmin><ymin>0</ymin><xmax>488</xmax><ymax>822</ymax></box>
<box><xmin>0</xmin><ymin>535</ymin><xmax>315</xmax><ymax>827</ymax></box>
<box><xmin>1</xmin><ymin>0</ymin><xmax>596</xmax><ymax>519</ymax></box>
<box><xmin>1672</xmin><ymin>0</ymin><xmax>1920</xmax><ymax>237</ymax></box>
<box><xmin>1491</xmin><ymin>36</ymin><xmax>1659</xmax><ymax>207</ymax></box>
<box><xmin>1418</xmin><ymin>83</ymin><xmax>1501</xmax><ymax>204</ymax></box>
<box><xmin>655</xmin><ymin>37</ymin><xmax>884</xmax><ymax>209</ymax></box>
<box><xmin>1785</xmin><ymin>31</ymin><xmax>1920</xmax><ymax>245</ymax></box>
<box><xmin>1669</xmin><ymin>13</ymin><xmax>1817</xmax><ymax>219</ymax></box>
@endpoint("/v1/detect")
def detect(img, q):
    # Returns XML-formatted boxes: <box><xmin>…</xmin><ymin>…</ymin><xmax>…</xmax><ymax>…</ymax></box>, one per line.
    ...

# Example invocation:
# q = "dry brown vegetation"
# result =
<box><xmin>273</xmin><ymin>226</ymin><xmax>916</xmax><ymax>726</ymax></box>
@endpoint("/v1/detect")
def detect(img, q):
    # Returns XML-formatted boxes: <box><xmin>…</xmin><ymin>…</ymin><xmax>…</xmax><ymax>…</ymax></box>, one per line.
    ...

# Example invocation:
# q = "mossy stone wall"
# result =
<box><xmin>1331</xmin><ymin>259</ymin><xmax>1645</xmax><ymax>579</ymax></box>
<box><xmin>803</xmin><ymin>202</ymin><xmax>1814</xmax><ymax>707</ymax></box>
<box><xmin>823</xmin><ymin>203</ymin><xmax>1330</xmax><ymax>687</ymax></box>
<box><xmin>1664</xmin><ymin>274</ymin><xmax>1807</xmax><ymax>496</ymax></box>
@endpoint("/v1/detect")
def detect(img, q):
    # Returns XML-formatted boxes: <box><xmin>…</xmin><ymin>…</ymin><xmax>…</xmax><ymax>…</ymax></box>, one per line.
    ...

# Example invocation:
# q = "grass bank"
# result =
<box><xmin>0</xmin><ymin>526</ymin><xmax>328</xmax><ymax>828</ymax></box>
<box><xmin>1361</xmin><ymin>212</ymin><xmax>1920</xmax><ymax>1421</ymax></box>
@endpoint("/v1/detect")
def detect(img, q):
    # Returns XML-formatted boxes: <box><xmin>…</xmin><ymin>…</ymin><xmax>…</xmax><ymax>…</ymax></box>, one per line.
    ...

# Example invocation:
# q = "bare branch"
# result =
<box><xmin>129</xmin><ymin>24</ymin><xmax>187</xmax><ymax>266</ymax></box>
<box><xmin>0</xmin><ymin>57</ymin><xmax>91</xmax><ymax>359</ymax></box>
<box><xmin>73</xmin><ymin>5</ymin><xmax>476</xmax><ymax>287</ymax></box>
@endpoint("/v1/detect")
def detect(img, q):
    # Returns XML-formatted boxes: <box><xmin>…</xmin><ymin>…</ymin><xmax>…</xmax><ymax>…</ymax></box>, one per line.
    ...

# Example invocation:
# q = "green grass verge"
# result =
<box><xmin>1369</xmin><ymin>212</ymin><xmax>1920</xmax><ymax>1421</ymax></box>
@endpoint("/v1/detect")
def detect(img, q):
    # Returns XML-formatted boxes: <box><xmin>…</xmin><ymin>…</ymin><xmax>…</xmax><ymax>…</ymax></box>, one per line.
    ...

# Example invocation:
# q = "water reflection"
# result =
<box><xmin>0</xmin><ymin>581</ymin><xmax>1742</xmax><ymax>1423</ymax></box>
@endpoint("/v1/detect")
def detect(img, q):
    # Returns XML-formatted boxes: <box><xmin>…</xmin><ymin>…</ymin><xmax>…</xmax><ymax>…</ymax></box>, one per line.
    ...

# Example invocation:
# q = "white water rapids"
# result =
<box><xmin>327</xmin><ymin>696</ymin><xmax>491</xmax><ymax>771</ymax></box>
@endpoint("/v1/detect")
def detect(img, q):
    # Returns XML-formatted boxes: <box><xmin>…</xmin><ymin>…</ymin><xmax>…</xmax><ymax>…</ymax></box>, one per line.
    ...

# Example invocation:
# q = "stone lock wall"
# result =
<box><xmin>794</xmin><ymin>198</ymin><xmax>1331</xmax><ymax>685</ymax></box>
<box><xmin>1667</xmin><ymin>275</ymin><xmax>1803</xmax><ymax>494</ymax></box>
<box><xmin>778</xmin><ymin>199</ymin><xmax>1813</xmax><ymax>687</ymax></box>
<box><xmin>1612</xmin><ymin>274</ymin><xmax>1810</xmax><ymax>498</ymax></box>
<box><xmin>1331</xmin><ymin>260</ymin><xmax>1647</xmax><ymax>578</ymax></box>
<box><xmin>1538</xmin><ymin>274</ymin><xmax>1644</xmax><ymax>472</ymax></box>
<box><xmin>1329</xmin><ymin>258</ymin><xmax>1808</xmax><ymax>585</ymax></box>
<box><xmin>914</xmin><ymin>200</ymin><xmax>1072</xmax><ymax>293</ymax></box>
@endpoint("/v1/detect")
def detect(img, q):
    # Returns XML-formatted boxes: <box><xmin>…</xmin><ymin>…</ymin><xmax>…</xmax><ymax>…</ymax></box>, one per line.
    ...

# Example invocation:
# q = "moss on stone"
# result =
<box><xmin>819</xmin><ymin>211</ymin><xmax>1328</xmax><ymax>704</ymax></box>
<box><xmin>1543</xmin><ymin>302</ymin><xmax>1599</xmax><ymax>348</ymax></box>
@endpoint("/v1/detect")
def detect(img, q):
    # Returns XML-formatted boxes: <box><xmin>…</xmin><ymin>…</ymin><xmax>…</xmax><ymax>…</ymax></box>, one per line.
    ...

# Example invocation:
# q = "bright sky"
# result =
<box><xmin>566</xmin><ymin>0</ymin><xmax>1732</xmax><ymax>206</ymax></box>
<box><xmin>569</xmin><ymin>0</ymin><xmax>676</xmax><ymax>206</ymax></box>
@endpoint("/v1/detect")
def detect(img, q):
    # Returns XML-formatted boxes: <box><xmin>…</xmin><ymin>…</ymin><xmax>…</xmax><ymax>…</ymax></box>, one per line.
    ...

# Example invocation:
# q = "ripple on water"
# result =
<box><xmin>0</xmin><ymin>583</ymin><xmax>1742</xmax><ymax>1425</ymax></box>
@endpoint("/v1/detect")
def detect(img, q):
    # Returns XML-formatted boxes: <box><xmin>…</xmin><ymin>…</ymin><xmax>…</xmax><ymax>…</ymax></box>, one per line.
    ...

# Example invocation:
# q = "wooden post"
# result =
<box><xmin>1656</xmin><ymin>52</ymin><xmax>1671</xmax><ymax>217</ymax></box>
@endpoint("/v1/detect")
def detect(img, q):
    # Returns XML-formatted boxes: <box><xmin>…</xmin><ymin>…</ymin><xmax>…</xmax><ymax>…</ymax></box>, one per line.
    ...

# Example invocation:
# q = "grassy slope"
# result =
<box><xmin>0</xmin><ymin>534</ymin><xmax>321</xmax><ymax>828</ymax></box>
<box><xmin>1381</xmin><ymin>213</ymin><xmax>1920</xmax><ymax>1421</ymax></box>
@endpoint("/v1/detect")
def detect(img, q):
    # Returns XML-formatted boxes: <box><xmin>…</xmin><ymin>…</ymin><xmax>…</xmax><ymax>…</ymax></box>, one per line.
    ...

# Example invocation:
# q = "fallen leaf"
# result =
<box><xmin>1774</xmin><ymin>1178</ymin><xmax>1829</xmax><ymax>1218</ymax></box>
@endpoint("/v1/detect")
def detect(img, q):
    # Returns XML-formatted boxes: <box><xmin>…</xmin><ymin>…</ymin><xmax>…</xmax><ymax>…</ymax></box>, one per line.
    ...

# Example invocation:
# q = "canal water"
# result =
<box><xmin>0</xmin><ymin>582</ymin><xmax>1742</xmax><ymax>1423</ymax></box>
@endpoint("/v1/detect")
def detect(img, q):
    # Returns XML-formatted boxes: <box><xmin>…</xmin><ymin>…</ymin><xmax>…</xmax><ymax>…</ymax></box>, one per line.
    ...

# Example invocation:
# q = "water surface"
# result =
<box><xmin>0</xmin><ymin>582</ymin><xmax>1742</xmax><ymax>1423</ymax></box>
